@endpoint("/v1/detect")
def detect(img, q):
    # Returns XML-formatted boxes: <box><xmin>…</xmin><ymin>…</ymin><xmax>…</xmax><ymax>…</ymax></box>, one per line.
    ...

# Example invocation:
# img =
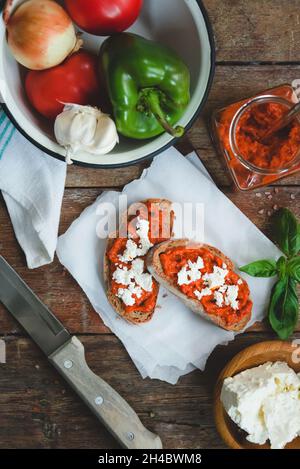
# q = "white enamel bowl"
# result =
<box><xmin>0</xmin><ymin>0</ymin><xmax>215</xmax><ymax>168</ymax></box>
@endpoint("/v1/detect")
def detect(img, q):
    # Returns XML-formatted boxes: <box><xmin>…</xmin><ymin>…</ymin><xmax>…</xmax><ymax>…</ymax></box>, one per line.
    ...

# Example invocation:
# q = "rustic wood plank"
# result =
<box><xmin>66</xmin><ymin>65</ymin><xmax>300</xmax><ymax>188</ymax></box>
<box><xmin>204</xmin><ymin>0</ymin><xmax>300</xmax><ymax>63</ymax></box>
<box><xmin>0</xmin><ymin>187</ymin><xmax>299</xmax><ymax>335</ymax></box>
<box><xmin>0</xmin><ymin>332</ymin><xmax>299</xmax><ymax>449</ymax></box>
<box><xmin>2</xmin><ymin>0</ymin><xmax>300</xmax><ymax>451</ymax></box>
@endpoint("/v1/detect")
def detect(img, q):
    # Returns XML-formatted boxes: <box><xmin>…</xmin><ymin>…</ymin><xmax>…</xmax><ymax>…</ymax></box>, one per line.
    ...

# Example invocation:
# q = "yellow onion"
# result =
<box><xmin>4</xmin><ymin>0</ymin><xmax>82</xmax><ymax>70</ymax></box>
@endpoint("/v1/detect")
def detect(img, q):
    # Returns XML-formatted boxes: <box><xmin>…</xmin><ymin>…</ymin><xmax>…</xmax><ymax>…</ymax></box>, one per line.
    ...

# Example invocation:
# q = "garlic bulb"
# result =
<box><xmin>54</xmin><ymin>104</ymin><xmax>119</xmax><ymax>164</ymax></box>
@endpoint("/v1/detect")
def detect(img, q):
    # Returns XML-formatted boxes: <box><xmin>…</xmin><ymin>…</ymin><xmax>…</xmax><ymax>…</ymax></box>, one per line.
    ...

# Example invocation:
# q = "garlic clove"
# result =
<box><xmin>90</xmin><ymin>114</ymin><xmax>119</xmax><ymax>155</ymax></box>
<box><xmin>70</xmin><ymin>111</ymin><xmax>97</xmax><ymax>147</ymax></box>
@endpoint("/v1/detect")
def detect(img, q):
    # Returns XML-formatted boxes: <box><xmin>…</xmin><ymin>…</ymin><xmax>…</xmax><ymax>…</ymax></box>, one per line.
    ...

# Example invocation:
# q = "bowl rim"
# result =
<box><xmin>1</xmin><ymin>0</ymin><xmax>216</xmax><ymax>169</ymax></box>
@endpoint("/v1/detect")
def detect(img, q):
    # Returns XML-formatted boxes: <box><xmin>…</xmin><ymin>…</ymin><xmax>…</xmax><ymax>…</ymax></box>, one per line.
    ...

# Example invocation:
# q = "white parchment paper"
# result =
<box><xmin>57</xmin><ymin>148</ymin><xmax>281</xmax><ymax>384</ymax></box>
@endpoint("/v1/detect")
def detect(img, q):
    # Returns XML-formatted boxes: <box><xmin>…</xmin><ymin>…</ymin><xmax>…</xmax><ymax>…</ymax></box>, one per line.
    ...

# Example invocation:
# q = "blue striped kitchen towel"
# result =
<box><xmin>0</xmin><ymin>108</ymin><xmax>15</xmax><ymax>160</ymax></box>
<box><xmin>0</xmin><ymin>107</ymin><xmax>67</xmax><ymax>268</ymax></box>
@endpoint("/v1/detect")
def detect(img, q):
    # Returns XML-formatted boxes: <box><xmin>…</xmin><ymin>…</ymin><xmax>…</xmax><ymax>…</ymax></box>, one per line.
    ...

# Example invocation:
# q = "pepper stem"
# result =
<box><xmin>138</xmin><ymin>89</ymin><xmax>184</xmax><ymax>138</ymax></box>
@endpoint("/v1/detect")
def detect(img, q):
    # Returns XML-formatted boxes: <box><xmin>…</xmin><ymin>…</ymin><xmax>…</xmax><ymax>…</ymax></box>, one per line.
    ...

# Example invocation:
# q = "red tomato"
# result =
<box><xmin>25</xmin><ymin>51</ymin><xmax>100</xmax><ymax>120</ymax></box>
<box><xmin>64</xmin><ymin>0</ymin><xmax>143</xmax><ymax>36</ymax></box>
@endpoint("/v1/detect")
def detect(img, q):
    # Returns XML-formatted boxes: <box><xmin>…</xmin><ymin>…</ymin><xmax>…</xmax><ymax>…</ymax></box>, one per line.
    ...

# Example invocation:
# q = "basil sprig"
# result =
<box><xmin>240</xmin><ymin>259</ymin><xmax>277</xmax><ymax>278</ymax></box>
<box><xmin>273</xmin><ymin>208</ymin><xmax>300</xmax><ymax>257</ymax></box>
<box><xmin>287</xmin><ymin>257</ymin><xmax>300</xmax><ymax>282</ymax></box>
<box><xmin>240</xmin><ymin>208</ymin><xmax>300</xmax><ymax>340</ymax></box>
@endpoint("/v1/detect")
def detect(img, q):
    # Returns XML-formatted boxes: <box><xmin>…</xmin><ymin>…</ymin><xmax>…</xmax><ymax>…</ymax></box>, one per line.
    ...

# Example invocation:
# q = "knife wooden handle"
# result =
<box><xmin>49</xmin><ymin>336</ymin><xmax>162</xmax><ymax>449</ymax></box>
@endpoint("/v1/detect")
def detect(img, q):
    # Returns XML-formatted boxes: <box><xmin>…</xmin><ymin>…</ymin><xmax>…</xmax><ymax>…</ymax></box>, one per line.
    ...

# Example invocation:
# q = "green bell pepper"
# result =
<box><xmin>99</xmin><ymin>33</ymin><xmax>190</xmax><ymax>140</ymax></box>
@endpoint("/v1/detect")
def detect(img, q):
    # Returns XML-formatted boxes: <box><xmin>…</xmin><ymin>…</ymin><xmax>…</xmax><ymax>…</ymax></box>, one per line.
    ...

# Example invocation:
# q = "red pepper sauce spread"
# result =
<box><xmin>235</xmin><ymin>102</ymin><xmax>300</xmax><ymax>171</ymax></box>
<box><xmin>107</xmin><ymin>201</ymin><xmax>174</xmax><ymax>315</ymax></box>
<box><xmin>160</xmin><ymin>247</ymin><xmax>252</xmax><ymax>327</ymax></box>
<box><xmin>213</xmin><ymin>85</ymin><xmax>300</xmax><ymax>189</ymax></box>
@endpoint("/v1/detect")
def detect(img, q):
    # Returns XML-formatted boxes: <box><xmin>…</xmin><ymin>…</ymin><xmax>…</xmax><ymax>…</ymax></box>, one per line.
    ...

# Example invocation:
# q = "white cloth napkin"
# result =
<box><xmin>57</xmin><ymin>147</ymin><xmax>281</xmax><ymax>384</ymax></box>
<box><xmin>0</xmin><ymin>109</ymin><xmax>67</xmax><ymax>269</ymax></box>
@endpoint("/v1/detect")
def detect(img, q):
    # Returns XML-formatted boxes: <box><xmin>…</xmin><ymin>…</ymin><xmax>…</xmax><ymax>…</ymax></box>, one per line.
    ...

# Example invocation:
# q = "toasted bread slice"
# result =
<box><xmin>104</xmin><ymin>198</ymin><xmax>174</xmax><ymax>325</ymax></box>
<box><xmin>146</xmin><ymin>239</ymin><xmax>252</xmax><ymax>331</ymax></box>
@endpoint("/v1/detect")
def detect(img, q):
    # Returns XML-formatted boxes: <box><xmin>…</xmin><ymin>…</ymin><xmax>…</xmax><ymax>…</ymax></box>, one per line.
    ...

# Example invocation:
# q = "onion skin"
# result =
<box><xmin>6</xmin><ymin>0</ymin><xmax>79</xmax><ymax>70</ymax></box>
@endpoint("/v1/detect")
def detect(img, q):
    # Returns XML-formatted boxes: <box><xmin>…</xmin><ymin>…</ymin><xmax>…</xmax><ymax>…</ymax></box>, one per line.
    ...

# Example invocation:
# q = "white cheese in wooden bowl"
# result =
<box><xmin>221</xmin><ymin>361</ymin><xmax>300</xmax><ymax>449</ymax></box>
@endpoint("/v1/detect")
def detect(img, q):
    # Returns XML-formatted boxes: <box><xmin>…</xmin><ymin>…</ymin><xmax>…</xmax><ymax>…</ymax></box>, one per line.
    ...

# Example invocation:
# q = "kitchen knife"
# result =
<box><xmin>0</xmin><ymin>256</ymin><xmax>162</xmax><ymax>449</ymax></box>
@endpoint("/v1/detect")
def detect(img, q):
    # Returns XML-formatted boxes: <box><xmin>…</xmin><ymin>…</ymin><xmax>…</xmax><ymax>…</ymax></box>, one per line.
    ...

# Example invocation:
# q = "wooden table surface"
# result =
<box><xmin>1</xmin><ymin>0</ymin><xmax>300</xmax><ymax>449</ymax></box>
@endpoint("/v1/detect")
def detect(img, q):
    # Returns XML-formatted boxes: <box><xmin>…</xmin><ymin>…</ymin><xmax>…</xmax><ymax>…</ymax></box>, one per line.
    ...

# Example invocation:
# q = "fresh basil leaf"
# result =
<box><xmin>274</xmin><ymin>208</ymin><xmax>300</xmax><ymax>257</ymax></box>
<box><xmin>287</xmin><ymin>257</ymin><xmax>300</xmax><ymax>282</ymax></box>
<box><xmin>240</xmin><ymin>260</ymin><xmax>277</xmax><ymax>277</ymax></box>
<box><xmin>276</xmin><ymin>256</ymin><xmax>287</xmax><ymax>279</ymax></box>
<box><xmin>268</xmin><ymin>277</ymin><xmax>299</xmax><ymax>340</ymax></box>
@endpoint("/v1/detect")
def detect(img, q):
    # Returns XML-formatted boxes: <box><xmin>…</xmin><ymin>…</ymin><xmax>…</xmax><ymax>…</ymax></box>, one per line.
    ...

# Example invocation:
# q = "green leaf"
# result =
<box><xmin>240</xmin><ymin>259</ymin><xmax>277</xmax><ymax>277</ymax></box>
<box><xmin>287</xmin><ymin>256</ymin><xmax>300</xmax><ymax>282</ymax></box>
<box><xmin>268</xmin><ymin>277</ymin><xmax>299</xmax><ymax>340</ymax></box>
<box><xmin>273</xmin><ymin>208</ymin><xmax>300</xmax><ymax>257</ymax></box>
<box><xmin>276</xmin><ymin>256</ymin><xmax>287</xmax><ymax>279</ymax></box>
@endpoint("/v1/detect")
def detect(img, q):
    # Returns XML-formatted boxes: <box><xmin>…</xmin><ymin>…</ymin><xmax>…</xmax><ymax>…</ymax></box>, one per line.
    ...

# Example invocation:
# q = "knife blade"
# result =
<box><xmin>0</xmin><ymin>256</ymin><xmax>162</xmax><ymax>449</ymax></box>
<box><xmin>0</xmin><ymin>256</ymin><xmax>70</xmax><ymax>355</ymax></box>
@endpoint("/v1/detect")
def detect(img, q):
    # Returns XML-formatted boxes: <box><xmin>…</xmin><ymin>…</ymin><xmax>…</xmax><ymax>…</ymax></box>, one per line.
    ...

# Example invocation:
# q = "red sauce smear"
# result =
<box><xmin>235</xmin><ymin>102</ymin><xmax>300</xmax><ymax>170</ymax></box>
<box><xmin>160</xmin><ymin>247</ymin><xmax>252</xmax><ymax>327</ymax></box>
<box><xmin>107</xmin><ymin>201</ymin><xmax>174</xmax><ymax>315</ymax></box>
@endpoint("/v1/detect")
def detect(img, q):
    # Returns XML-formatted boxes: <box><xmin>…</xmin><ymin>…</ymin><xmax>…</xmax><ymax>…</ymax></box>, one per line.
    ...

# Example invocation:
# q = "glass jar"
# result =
<box><xmin>211</xmin><ymin>84</ymin><xmax>300</xmax><ymax>190</ymax></box>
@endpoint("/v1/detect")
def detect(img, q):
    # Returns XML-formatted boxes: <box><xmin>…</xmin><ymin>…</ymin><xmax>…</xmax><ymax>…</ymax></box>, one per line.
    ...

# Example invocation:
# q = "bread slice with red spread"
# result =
<box><xmin>146</xmin><ymin>239</ymin><xmax>252</xmax><ymax>331</ymax></box>
<box><xmin>104</xmin><ymin>199</ymin><xmax>174</xmax><ymax>325</ymax></box>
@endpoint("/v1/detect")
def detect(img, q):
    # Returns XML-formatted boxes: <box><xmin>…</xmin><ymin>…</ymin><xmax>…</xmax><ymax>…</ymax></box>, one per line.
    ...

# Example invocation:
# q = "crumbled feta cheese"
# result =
<box><xmin>117</xmin><ymin>282</ymin><xmax>143</xmax><ymax>306</ymax></box>
<box><xmin>214</xmin><ymin>290</ymin><xmax>224</xmax><ymax>307</ymax></box>
<box><xmin>194</xmin><ymin>257</ymin><xmax>204</xmax><ymax>269</ymax></box>
<box><xmin>118</xmin><ymin>239</ymin><xmax>138</xmax><ymax>262</ymax></box>
<box><xmin>114</xmin><ymin>258</ymin><xmax>153</xmax><ymax>292</ymax></box>
<box><xmin>112</xmin><ymin>265</ymin><xmax>132</xmax><ymax>285</ymax></box>
<box><xmin>118</xmin><ymin>217</ymin><xmax>153</xmax><ymax>262</ymax></box>
<box><xmin>135</xmin><ymin>217</ymin><xmax>150</xmax><ymax>239</ymax></box>
<box><xmin>194</xmin><ymin>287</ymin><xmax>212</xmax><ymax>300</ymax></box>
<box><xmin>177</xmin><ymin>259</ymin><xmax>243</xmax><ymax>311</ymax></box>
<box><xmin>224</xmin><ymin>285</ymin><xmax>239</xmax><ymax>310</ymax></box>
<box><xmin>131</xmin><ymin>258</ymin><xmax>144</xmax><ymax>274</ymax></box>
<box><xmin>113</xmin><ymin>216</ymin><xmax>155</xmax><ymax>306</ymax></box>
<box><xmin>128</xmin><ymin>282</ymin><xmax>143</xmax><ymax>298</ymax></box>
<box><xmin>134</xmin><ymin>217</ymin><xmax>153</xmax><ymax>255</ymax></box>
<box><xmin>132</xmin><ymin>259</ymin><xmax>153</xmax><ymax>292</ymax></box>
<box><xmin>113</xmin><ymin>258</ymin><xmax>153</xmax><ymax>306</ymax></box>
<box><xmin>218</xmin><ymin>285</ymin><xmax>228</xmax><ymax>294</ymax></box>
<box><xmin>117</xmin><ymin>288</ymin><xmax>136</xmax><ymax>306</ymax></box>
<box><xmin>193</xmin><ymin>275</ymin><xmax>241</xmax><ymax>310</ymax></box>
<box><xmin>177</xmin><ymin>256</ymin><xmax>204</xmax><ymax>286</ymax></box>
<box><xmin>221</xmin><ymin>361</ymin><xmax>300</xmax><ymax>449</ymax></box>
<box><xmin>203</xmin><ymin>265</ymin><xmax>228</xmax><ymax>289</ymax></box>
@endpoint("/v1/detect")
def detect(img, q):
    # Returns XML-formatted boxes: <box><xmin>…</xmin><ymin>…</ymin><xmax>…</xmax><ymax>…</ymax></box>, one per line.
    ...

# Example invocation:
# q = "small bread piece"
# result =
<box><xmin>146</xmin><ymin>239</ymin><xmax>252</xmax><ymax>331</ymax></box>
<box><xmin>104</xmin><ymin>237</ymin><xmax>156</xmax><ymax>324</ymax></box>
<box><xmin>104</xmin><ymin>199</ymin><xmax>174</xmax><ymax>325</ymax></box>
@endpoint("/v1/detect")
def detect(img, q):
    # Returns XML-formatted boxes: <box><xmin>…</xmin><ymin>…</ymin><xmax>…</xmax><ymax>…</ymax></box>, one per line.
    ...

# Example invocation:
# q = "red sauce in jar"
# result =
<box><xmin>235</xmin><ymin>102</ymin><xmax>300</xmax><ymax>171</ymax></box>
<box><xmin>212</xmin><ymin>85</ymin><xmax>300</xmax><ymax>190</ymax></box>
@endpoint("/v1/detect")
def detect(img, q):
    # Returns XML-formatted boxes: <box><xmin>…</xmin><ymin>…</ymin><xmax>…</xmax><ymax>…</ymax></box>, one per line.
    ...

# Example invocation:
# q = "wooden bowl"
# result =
<box><xmin>214</xmin><ymin>340</ymin><xmax>300</xmax><ymax>449</ymax></box>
